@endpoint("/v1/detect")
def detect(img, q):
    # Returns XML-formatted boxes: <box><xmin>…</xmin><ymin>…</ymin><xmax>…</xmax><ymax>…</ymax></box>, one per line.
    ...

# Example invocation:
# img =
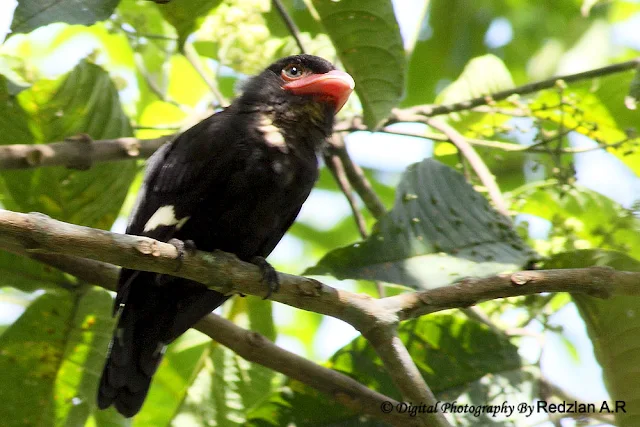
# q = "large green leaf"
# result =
<box><xmin>247</xmin><ymin>312</ymin><xmax>530</xmax><ymax>426</ymax></box>
<box><xmin>157</xmin><ymin>0</ymin><xmax>223</xmax><ymax>47</ymax></box>
<box><xmin>308</xmin><ymin>159</ymin><xmax>537</xmax><ymax>289</ymax></box>
<box><xmin>10</xmin><ymin>0</ymin><xmax>120</xmax><ymax>35</ymax></box>
<box><xmin>543</xmin><ymin>250</ymin><xmax>640</xmax><ymax>427</ymax></box>
<box><xmin>0</xmin><ymin>287</ymin><xmax>115</xmax><ymax>427</ymax></box>
<box><xmin>311</xmin><ymin>0</ymin><xmax>405</xmax><ymax>128</ymax></box>
<box><xmin>511</xmin><ymin>182</ymin><xmax>640</xmax><ymax>259</ymax></box>
<box><xmin>132</xmin><ymin>331</ymin><xmax>211</xmax><ymax>426</ymax></box>
<box><xmin>0</xmin><ymin>61</ymin><xmax>136</xmax><ymax>230</ymax></box>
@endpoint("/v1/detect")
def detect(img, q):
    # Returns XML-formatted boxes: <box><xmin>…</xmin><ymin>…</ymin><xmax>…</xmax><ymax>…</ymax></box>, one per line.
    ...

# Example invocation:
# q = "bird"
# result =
<box><xmin>96</xmin><ymin>54</ymin><xmax>354</xmax><ymax>417</ymax></box>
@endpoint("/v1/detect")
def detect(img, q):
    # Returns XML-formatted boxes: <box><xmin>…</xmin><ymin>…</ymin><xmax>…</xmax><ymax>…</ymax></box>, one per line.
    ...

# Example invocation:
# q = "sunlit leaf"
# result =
<box><xmin>312</xmin><ymin>0</ymin><xmax>405</xmax><ymax>128</ymax></box>
<box><xmin>0</xmin><ymin>61</ymin><xmax>136</xmax><ymax>230</ymax></box>
<box><xmin>0</xmin><ymin>288</ymin><xmax>115</xmax><ymax>427</ymax></box>
<box><xmin>511</xmin><ymin>181</ymin><xmax>640</xmax><ymax>259</ymax></box>
<box><xmin>10</xmin><ymin>0</ymin><xmax>119</xmax><ymax>35</ymax></box>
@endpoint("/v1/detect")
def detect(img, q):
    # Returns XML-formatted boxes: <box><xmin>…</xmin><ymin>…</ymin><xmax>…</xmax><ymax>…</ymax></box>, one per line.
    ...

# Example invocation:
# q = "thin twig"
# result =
<box><xmin>328</xmin><ymin>132</ymin><xmax>387</xmax><ymax>219</ymax></box>
<box><xmin>271</xmin><ymin>0</ymin><xmax>306</xmax><ymax>54</ymax></box>
<box><xmin>324</xmin><ymin>136</ymin><xmax>368</xmax><ymax>237</ymax></box>
<box><xmin>183</xmin><ymin>42</ymin><xmax>228</xmax><ymax>107</ymax></box>
<box><xmin>134</xmin><ymin>54</ymin><xmax>182</xmax><ymax>108</ymax></box>
<box><xmin>425</xmin><ymin>118</ymin><xmax>509</xmax><ymax>216</ymax></box>
<box><xmin>408</xmin><ymin>58</ymin><xmax>640</xmax><ymax>119</ymax></box>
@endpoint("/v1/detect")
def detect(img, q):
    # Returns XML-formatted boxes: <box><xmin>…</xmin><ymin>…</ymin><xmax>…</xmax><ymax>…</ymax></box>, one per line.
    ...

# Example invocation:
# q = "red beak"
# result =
<box><xmin>282</xmin><ymin>70</ymin><xmax>355</xmax><ymax>113</ymax></box>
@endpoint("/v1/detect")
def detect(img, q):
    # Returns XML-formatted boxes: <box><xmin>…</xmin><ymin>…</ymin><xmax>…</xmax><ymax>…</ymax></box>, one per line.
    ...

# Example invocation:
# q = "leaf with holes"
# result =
<box><xmin>312</xmin><ymin>0</ymin><xmax>405</xmax><ymax>128</ymax></box>
<box><xmin>307</xmin><ymin>159</ymin><xmax>537</xmax><ymax>289</ymax></box>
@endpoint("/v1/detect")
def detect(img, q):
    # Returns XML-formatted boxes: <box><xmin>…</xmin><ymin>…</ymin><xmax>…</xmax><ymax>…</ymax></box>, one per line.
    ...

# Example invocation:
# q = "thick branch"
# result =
<box><xmin>1</xmin><ymin>209</ymin><xmax>639</xmax><ymax>324</ymax></box>
<box><xmin>0</xmin><ymin>241</ymin><xmax>418</xmax><ymax>426</ymax></box>
<box><xmin>0</xmin><ymin>135</ymin><xmax>172</xmax><ymax>170</ymax></box>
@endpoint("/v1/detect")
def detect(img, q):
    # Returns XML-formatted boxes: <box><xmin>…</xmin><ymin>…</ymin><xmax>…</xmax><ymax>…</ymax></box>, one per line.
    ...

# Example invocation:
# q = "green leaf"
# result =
<box><xmin>133</xmin><ymin>331</ymin><xmax>211</xmax><ymax>426</ymax></box>
<box><xmin>0</xmin><ymin>251</ymin><xmax>71</xmax><ymax>292</ymax></box>
<box><xmin>403</xmin><ymin>0</ymin><xmax>493</xmax><ymax>107</ymax></box>
<box><xmin>531</xmin><ymin>71</ymin><xmax>640</xmax><ymax>176</ymax></box>
<box><xmin>0</xmin><ymin>61</ymin><xmax>136</xmax><ymax>230</ymax></box>
<box><xmin>543</xmin><ymin>249</ymin><xmax>640</xmax><ymax>427</ymax></box>
<box><xmin>436</xmin><ymin>54</ymin><xmax>515</xmax><ymax>105</ymax></box>
<box><xmin>435</xmin><ymin>54</ymin><xmax>515</xmax><ymax>132</ymax></box>
<box><xmin>175</xmin><ymin>342</ymin><xmax>277</xmax><ymax>426</ymax></box>
<box><xmin>158</xmin><ymin>0</ymin><xmax>223</xmax><ymax>47</ymax></box>
<box><xmin>0</xmin><ymin>287</ymin><xmax>115</xmax><ymax>427</ymax></box>
<box><xmin>511</xmin><ymin>182</ymin><xmax>640</xmax><ymax>259</ymax></box>
<box><xmin>308</xmin><ymin>159</ymin><xmax>536</xmax><ymax>289</ymax></box>
<box><xmin>10</xmin><ymin>0</ymin><xmax>120</xmax><ymax>35</ymax></box>
<box><xmin>248</xmin><ymin>312</ymin><xmax>528</xmax><ymax>426</ymax></box>
<box><xmin>311</xmin><ymin>0</ymin><xmax>405</xmax><ymax>128</ymax></box>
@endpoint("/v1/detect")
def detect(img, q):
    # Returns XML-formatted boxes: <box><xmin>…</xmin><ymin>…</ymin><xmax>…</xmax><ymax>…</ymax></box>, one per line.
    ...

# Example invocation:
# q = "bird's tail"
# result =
<box><xmin>97</xmin><ymin>270</ymin><xmax>229</xmax><ymax>417</ymax></box>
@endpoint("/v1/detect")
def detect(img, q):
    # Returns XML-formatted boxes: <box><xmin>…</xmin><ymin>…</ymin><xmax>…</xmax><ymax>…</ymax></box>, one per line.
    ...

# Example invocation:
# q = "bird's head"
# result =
<box><xmin>237</xmin><ymin>55</ymin><xmax>354</xmax><ymax>140</ymax></box>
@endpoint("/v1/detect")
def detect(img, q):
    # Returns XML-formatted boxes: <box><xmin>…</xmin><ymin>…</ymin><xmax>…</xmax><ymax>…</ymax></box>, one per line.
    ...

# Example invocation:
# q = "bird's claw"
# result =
<box><xmin>168</xmin><ymin>238</ymin><xmax>196</xmax><ymax>272</ymax></box>
<box><xmin>250</xmin><ymin>256</ymin><xmax>279</xmax><ymax>299</ymax></box>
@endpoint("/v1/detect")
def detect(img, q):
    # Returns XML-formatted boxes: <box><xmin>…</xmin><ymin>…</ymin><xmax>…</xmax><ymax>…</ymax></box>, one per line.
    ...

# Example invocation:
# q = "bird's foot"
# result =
<box><xmin>168</xmin><ymin>238</ymin><xmax>196</xmax><ymax>272</ymax></box>
<box><xmin>250</xmin><ymin>256</ymin><xmax>280</xmax><ymax>299</ymax></box>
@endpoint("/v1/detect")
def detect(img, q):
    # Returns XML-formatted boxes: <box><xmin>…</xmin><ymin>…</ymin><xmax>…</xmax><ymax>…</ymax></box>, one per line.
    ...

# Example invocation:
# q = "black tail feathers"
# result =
<box><xmin>97</xmin><ymin>271</ymin><xmax>229</xmax><ymax>417</ymax></box>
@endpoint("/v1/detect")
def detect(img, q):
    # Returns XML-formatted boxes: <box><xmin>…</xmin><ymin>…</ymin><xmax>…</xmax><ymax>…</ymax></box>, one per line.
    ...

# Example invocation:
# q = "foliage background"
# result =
<box><xmin>1</xmin><ymin>0</ymin><xmax>640</xmax><ymax>426</ymax></box>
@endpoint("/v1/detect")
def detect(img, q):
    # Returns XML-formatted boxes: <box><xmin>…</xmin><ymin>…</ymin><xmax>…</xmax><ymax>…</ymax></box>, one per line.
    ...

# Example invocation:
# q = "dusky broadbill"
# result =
<box><xmin>97</xmin><ymin>54</ymin><xmax>354</xmax><ymax>417</ymax></box>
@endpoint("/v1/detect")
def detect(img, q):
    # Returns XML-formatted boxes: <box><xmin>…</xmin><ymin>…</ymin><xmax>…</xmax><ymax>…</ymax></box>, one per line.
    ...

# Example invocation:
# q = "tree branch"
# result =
<box><xmin>0</xmin><ymin>135</ymin><xmax>172</xmax><ymax>170</ymax></box>
<box><xmin>2</xmin><ymin>209</ymin><xmax>640</xmax><ymax>425</ymax></box>
<box><xmin>327</xmin><ymin>132</ymin><xmax>387</xmax><ymax>219</ymax></box>
<box><xmin>1</xmin><ymin>209</ymin><xmax>638</xmax><ymax>325</ymax></box>
<box><xmin>424</xmin><ymin>118</ymin><xmax>509</xmax><ymax>216</ymax></box>
<box><xmin>0</xmin><ymin>237</ymin><xmax>419</xmax><ymax>426</ymax></box>
<box><xmin>271</xmin><ymin>0</ymin><xmax>306</xmax><ymax>54</ymax></box>
<box><xmin>402</xmin><ymin>58</ymin><xmax>640</xmax><ymax>119</ymax></box>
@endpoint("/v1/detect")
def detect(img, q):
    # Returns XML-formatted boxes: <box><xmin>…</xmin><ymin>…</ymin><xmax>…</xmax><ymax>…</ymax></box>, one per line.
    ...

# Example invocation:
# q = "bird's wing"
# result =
<box><xmin>125</xmin><ymin>112</ymin><xmax>235</xmax><ymax>240</ymax></box>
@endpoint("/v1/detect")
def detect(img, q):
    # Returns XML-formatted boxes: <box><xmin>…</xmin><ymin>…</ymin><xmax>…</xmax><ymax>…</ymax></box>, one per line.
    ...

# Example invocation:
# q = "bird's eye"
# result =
<box><xmin>281</xmin><ymin>64</ymin><xmax>305</xmax><ymax>81</ymax></box>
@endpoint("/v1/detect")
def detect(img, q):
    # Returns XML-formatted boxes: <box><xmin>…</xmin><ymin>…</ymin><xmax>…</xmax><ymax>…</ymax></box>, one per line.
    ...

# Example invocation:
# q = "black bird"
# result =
<box><xmin>97</xmin><ymin>54</ymin><xmax>354</xmax><ymax>417</ymax></box>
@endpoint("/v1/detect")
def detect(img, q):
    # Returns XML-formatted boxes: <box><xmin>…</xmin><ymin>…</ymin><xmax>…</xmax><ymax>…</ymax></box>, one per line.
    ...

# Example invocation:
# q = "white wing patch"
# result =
<box><xmin>257</xmin><ymin>114</ymin><xmax>286</xmax><ymax>148</ymax></box>
<box><xmin>143</xmin><ymin>205</ymin><xmax>190</xmax><ymax>232</ymax></box>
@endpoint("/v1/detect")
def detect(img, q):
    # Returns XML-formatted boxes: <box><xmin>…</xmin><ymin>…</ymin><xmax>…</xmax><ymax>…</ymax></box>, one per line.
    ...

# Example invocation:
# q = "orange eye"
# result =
<box><xmin>281</xmin><ymin>64</ymin><xmax>306</xmax><ymax>81</ymax></box>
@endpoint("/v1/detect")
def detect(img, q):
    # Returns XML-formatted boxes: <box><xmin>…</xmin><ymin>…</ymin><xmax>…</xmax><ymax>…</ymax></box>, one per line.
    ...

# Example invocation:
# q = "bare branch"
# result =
<box><xmin>183</xmin><ymin>42</ymin><xmax>228</xmax><ymax>107</ymax></box>
<box><xmin>0</xmin><ymin>242</ymin><xmax>417</xmax><ymax>426</ymax></box>
<box><xmin>405</xmin><ymin>58</ymin><xmax>640</xmax><ymax>119</ymax></box>
<box><xmin>3</xmin><ymin>210</ymin><xmax>640</xmax><ymax>424</ymax></box>
<box><xmin>324</xmin><ymin>135</ymin><xmax>368</xmax><ymax>237</ymax></box>
<box><xmin>327</xmin><ymin>132</ymin><xmax>387</xmax><ymax>219</ymax></box>
<box><xmin>0</xmin><ymin>135</ymin><xmax>172</xmax><ymax>170</ymax></box>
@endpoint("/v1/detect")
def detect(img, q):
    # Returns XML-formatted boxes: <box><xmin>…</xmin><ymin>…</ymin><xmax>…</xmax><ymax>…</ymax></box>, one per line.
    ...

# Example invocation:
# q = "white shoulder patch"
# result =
<box><xmin>143</xmin><ymin>205</ymin><xmax>190</xmax><ymax>232</ymax></box>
